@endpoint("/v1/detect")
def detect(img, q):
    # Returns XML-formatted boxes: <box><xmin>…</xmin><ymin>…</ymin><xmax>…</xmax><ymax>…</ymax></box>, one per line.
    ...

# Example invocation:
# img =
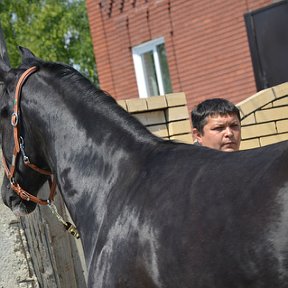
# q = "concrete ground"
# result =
<box><xmin>0</xmin><ymin>187</ymin><xmax>38</xmax><ymax>288</ymax></box>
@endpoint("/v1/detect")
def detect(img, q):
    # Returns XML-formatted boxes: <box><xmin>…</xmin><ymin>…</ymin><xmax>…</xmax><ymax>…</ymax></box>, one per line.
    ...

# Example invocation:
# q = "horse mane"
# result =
<box><xmin>23</xmin><ymin>58</ymin><xmax>164</xmax><ymax>145</ymax></box>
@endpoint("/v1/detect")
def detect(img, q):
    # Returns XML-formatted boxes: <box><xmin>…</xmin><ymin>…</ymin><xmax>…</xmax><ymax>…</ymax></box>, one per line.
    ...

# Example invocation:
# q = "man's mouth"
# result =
<box><xmin>224</xmin><ymin>142</ymin><xmax>235</xmax><ymax>144</ymax></box>
<box><xmin>223</xmin><ymin>142</ymin><xmax>236</xmax><ymax>147</ymax></box>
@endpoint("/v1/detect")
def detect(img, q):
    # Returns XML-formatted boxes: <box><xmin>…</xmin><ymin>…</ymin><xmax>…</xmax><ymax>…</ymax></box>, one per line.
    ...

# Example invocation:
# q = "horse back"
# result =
<box><xmin>90</xmin><ymin>141</ymin><xmax>288</xmax><ymax>287</ymax></box>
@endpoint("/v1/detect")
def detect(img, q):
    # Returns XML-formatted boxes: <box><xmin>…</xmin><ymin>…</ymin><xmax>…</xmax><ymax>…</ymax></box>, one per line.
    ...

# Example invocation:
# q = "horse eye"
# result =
<box><xmin>0</xmin><ymin>106</ymin><xmax>9</xmax><ymax>118</ymax></box>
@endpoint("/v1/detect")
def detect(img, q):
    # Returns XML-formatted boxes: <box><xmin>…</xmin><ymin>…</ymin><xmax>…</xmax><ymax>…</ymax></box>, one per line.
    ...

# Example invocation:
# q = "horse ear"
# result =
<box><xmin>0</xmin><ymin>58</ymin><xmax>10</xmax><ymax>81</ymax></box>
<box><xmin>0</xmin><ymin>26</ymin><xmax>10</xmax><ymax>79</ymax></box>
<box><xmin>19</xmin><ymin>46</ymin><xmax>36</xmax><ymax>61</ymax></box>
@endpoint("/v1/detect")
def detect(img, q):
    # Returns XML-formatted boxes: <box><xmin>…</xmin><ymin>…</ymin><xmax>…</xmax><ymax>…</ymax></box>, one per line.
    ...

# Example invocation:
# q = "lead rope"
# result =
<box><xmin>47</xmin><ymin>201</ymin><xmax>80</xmax><ymax>239</ymax></box>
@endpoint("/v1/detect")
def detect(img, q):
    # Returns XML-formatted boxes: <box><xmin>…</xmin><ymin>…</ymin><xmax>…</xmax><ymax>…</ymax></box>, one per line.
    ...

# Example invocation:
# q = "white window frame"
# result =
<box><xmin>132</xmin><ymin>37</ymin><xmax>166</xmax><ymax>98</ymax></box>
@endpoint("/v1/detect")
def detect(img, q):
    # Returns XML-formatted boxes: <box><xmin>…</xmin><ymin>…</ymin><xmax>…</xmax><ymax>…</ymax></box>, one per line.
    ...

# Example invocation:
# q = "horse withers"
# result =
<box><xmin>0</xmin><ymin>47</ymin><xmax>288</xmax><ymax>288</ymax></box>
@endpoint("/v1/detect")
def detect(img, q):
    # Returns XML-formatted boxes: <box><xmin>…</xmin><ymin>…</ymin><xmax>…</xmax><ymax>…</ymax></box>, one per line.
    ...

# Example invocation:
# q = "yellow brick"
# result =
<box><xmin>276</xmin><ymin>119</ymin><xmax>288</xmax><ymax>133</ymax></box>
<box><xmin>165</xmin><ymin>92</ymin><xmax>187</xmax><ymax>107</ymax></box>
<box><xmin>262</xmin><ymin>103</ymin><xmax>273</xmax><ymax>109</ymax></box>
<box><xmin>147</xmin><ymin>124</ymin><xmax>168</xmax><ymax>138</ymax></box>
<box><xmin>272</xmin><ymin>82</ymin><xmax>288</xmax><ymax>98</ymax></box>
<box><xmin>241</xmin><ymin>113</ymin><xmax>256</xmax><ymax>126</ymax></box>
<box><xmin>237</xmin><ymin>88</ymin><xmax>275</xmax><ymax>118</ymax></box>
<box><xmin>239</xmin><ymin>139</ymin><xmax>260</xmax><ymax>150</ymax></box>
<box><xmin>126</xmin><ymin>98</ymin><xmax>147</xmax><ymax>112</ymax></box>
<box><xmin>146</xmin><ymin>96</ymin><xmax>167</xmax><ymax>110</ymax></box>
<box><xmin>241</xmin><ymin>122</ymin><xmax>276</xmax><ymax>139</ymax></box>
<box><xmin>255</xmin><ymin>106</ymin><xmax>288</xmax><ymax>123</ymax></box>
<box><xmin>165</xmin><ymin>106</ymin><xmax>189</xmax><ymax>122</ymax></box>
<box><xmin>117</xmin><ymin>100</ymin><xmax>127</xmax><ymax>111</ymax></box>
<box><xmin>170</xmin><ymin>133</ymin><xmax>193</xmax><ymax>144</ymax></box>
<box><xmin>168</xmin><ymin>120</ymin><xmax>191</xmax><ymax>136</ymax></box>
<box><xmin>273</xmin><ymin>96</ymin><xmax>288</xmax><ymax>107</ymax></box>
<box><xmin>260</xmin><ymin>133</ymin><xmax>288</xmax><ymax>146</ymax></box>
<box><xmin>133</xmin><ymin>111</ymin><xmax>166</xmax><ymax>126</ymax></box>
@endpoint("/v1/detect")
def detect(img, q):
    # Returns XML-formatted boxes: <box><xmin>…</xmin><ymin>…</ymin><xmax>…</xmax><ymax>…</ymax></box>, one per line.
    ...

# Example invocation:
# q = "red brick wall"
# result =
<box><xmin>86</xmin><ymin>0</ymin><xmax>272</xmax><ymax>112</ymax></box>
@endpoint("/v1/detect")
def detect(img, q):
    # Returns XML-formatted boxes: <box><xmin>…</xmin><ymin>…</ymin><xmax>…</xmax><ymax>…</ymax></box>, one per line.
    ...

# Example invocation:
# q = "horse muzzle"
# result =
<box><xmin>1</xmin><ymin>177</ymin><xmax>37</xmax><ymax>216</ymax></box>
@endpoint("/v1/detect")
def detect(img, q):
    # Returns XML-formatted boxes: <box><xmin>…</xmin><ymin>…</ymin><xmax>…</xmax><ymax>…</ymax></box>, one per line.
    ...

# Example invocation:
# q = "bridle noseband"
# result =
<box><xmin>1</xmin><ymin>66</ymin><xmax>56</xmax><ymax>205</ymax></box>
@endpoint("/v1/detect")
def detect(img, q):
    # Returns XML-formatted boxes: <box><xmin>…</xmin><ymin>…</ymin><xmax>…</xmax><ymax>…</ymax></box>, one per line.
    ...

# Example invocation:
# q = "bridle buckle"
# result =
<box><xmin>19</xmin><ymin>136</ymin><xmax>30</xmax><ymax>164</ymax></box>
<box><xmin>11</xmin><ymin>112</ymin><xmax>19</xmax><ymax>127</ymax></box>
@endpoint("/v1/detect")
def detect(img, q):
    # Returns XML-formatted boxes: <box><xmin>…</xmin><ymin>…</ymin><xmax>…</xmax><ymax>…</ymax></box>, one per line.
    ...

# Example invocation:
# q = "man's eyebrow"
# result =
<box><xmin>211</xmin><ymin>123</ymin><xmax>225</xmax><ymax>128</ymax></box>
<box><xmin>212</xmin><ymin>123</ymin><xmax>225</xmax><ymax>125</ymax></box>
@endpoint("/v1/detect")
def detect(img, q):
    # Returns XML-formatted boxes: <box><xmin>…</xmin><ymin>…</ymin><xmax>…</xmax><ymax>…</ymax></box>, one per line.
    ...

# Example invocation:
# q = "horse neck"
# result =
<box><xmin>24</xmin><ymin>81</ymin><xmax>160</xmax><ymax>258</ymax></box>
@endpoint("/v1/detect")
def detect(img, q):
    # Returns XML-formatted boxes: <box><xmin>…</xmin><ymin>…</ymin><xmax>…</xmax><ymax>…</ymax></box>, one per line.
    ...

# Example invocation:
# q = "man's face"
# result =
<box><xmin>193</xmin><ymin>113</ymin><xmax>241</xmax><ymax>152</ymax></box>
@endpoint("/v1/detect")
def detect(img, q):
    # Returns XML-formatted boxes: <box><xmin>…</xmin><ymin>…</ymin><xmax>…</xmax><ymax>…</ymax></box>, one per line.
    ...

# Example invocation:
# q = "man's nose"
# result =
<box><xmin>224</xmin><ymin>127</ymin><xmax>233</xmax><ymax>136</ymax></box>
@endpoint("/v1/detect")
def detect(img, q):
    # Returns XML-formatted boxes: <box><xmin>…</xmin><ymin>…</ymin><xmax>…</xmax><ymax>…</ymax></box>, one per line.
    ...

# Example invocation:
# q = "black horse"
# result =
<box><xmin>1</xmin><ymin>47</ymin><xmax>288</xmax><ymax>288</ymax></box>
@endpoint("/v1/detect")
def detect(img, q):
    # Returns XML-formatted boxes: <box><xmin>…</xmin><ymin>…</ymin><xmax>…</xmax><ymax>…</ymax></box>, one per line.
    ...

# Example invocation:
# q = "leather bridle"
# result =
<box><xmin>1</xmin><ymin>65</ymin><xmax>80</xmax><ymax>239</ymax></box>
<box><xmin>1</xmin><ymin>66</ymin><xmax>57</xmax><ymax>206</ymax></box>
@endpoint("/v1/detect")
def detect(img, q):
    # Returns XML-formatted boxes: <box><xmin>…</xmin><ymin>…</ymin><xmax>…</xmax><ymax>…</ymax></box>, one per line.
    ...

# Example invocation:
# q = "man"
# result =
<box><xmin>191</xmin><ymin>98</ymin><xmax>241</xmax><ymax>152</ymax></box>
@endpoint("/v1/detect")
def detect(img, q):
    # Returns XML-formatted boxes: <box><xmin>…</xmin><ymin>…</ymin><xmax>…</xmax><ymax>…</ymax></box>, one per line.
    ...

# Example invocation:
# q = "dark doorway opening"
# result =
<box><xmin>245</xmin><ymin>0</ymin><xmax>288</xmax><ymax>91</ymax></box>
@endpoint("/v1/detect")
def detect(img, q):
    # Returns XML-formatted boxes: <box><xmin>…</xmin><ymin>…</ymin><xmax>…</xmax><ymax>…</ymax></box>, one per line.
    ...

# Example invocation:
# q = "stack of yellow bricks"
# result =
<box><xmin>117</xmin><ymin>92</ymin><xmax>193</xmax><ymax>144</ymax></box>
<box><xmin>237</xmin><ymin>82</ymin><xmax>288</xmax><ymax>150</ymax></box>
<box><xmin>117</xmin><ymin>82</ymin><xmax>288</xmax><ymax>150</ymax></box>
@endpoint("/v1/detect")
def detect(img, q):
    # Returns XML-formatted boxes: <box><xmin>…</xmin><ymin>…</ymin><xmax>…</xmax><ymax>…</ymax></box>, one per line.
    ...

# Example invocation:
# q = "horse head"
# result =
<box><xmin>0</xmin><ymin>47</ymin><xmax>52</xmax><ymax>216</ymax></box>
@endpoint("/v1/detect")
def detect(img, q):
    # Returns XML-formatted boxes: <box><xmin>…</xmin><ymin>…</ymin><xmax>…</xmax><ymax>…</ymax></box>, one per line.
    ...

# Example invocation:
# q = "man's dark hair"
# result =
<box><xmin>191</xmin><ymin>98</ymin><xmax>241</xmax><ymax>134</ymax></box>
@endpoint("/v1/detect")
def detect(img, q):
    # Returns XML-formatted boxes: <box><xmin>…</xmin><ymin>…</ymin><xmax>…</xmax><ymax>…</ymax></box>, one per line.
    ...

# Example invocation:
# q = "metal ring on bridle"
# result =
<box><xmin>11</xmin><ymin>112</ymin><xmax>19</xmax><ymax>127</ymax></box>
<box><xmin>10</xmin><ymin>177</ymin><xmax>15</xmax><ymax>185</ymax></box>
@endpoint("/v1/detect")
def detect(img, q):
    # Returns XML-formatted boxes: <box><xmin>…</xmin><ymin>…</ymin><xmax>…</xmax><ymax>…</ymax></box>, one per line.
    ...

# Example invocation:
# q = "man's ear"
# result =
<box><xmin>192</xmin><ymin>128</ymin><xmax>203</xmax><ymax>145</ymax></box>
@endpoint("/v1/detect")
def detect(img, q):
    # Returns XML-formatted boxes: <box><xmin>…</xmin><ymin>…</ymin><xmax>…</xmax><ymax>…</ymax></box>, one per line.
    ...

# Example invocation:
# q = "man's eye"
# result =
<box><xmin>212</xmin><ymin>127</ymin><xmax>223</xmax><ymax>131</ymax></box>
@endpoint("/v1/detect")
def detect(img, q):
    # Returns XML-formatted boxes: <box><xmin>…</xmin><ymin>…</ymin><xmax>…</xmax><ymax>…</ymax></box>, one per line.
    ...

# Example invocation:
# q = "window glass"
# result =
<box><xmin>132</xmin><ymin>38</ymin><xmax>172</xmax><ymax>98</ymax></box>
<box><xmin>142</xmin><ymin>51</ymin><xmax>159</xmax><ymax>96</ymax></box>
<box><xmin>157</xmin><ymin>43</ymin><xmax>172</xmax><ymax>94</ymax></box>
